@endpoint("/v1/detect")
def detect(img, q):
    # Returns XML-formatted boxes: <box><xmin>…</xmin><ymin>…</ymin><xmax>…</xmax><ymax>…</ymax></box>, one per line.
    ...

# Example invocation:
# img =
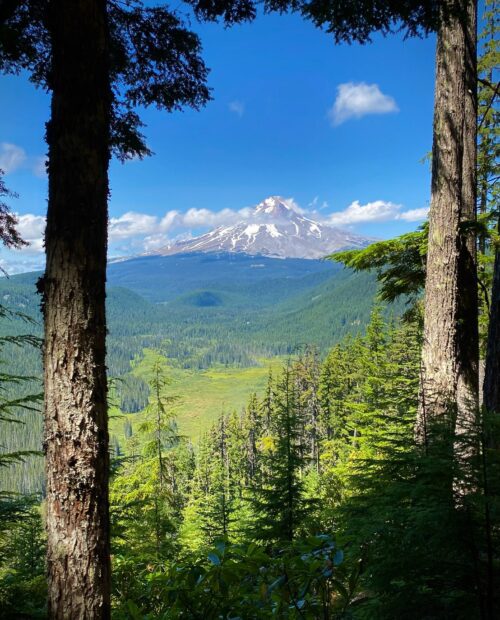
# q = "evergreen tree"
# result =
<box><xmin>190</xmin><ymin>416</ymin><xmax>237</xmax><ymax>544</ymax></box>
<box><xmin>243</xmin><ymin>393</ymin><xmax>262</xmax><ymax>482</ymax></box>
<box><xmin>251</xmin><ymin>364</ymin><xmax>310</xmax><ymax>545</ymax></box>
<box><xmin>294</xmin><ymin>346</ymin><xmax>321</xmax><ymax>473</ymax></box>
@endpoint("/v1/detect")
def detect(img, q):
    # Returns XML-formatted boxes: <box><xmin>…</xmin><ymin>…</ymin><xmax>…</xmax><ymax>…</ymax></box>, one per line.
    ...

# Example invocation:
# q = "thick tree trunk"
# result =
<box><xmin>417</xmin><ymin>0</ymin><xmax>478</xmax><ymax>441</ymax></box>
<box><xmin>456</xmin><ymin>0</ymin><xmax>479</xmax><ymax>433</ymax></box>
<box><xmin>43</xmin><ymin>0</ymin><xmax>111</xmax><ymax>617</ymax></box>
<box><xmin>484</xmin><ymin>246</ymin><xmax>500</xmax><ymax>416</ymax></box>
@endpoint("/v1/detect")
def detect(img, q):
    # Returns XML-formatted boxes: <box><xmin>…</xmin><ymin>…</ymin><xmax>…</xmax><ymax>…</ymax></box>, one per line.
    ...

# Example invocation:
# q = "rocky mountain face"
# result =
<box><xmin>152</xmin><ymin>196</ymin><xmax>371</xmax><ymax>259</ymax></box>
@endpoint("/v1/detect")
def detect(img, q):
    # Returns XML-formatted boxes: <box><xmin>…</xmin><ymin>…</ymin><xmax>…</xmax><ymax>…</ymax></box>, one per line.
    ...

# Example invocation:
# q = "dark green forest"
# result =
<box><xmin>2</xmin><ymin>308</ymin><xmax>499</xmax><ymax>618</ymax></box>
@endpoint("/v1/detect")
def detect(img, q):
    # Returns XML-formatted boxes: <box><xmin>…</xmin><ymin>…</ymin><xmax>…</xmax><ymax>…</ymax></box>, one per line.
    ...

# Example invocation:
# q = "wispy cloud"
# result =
<box><xmin>32</xmin><ymin>156</ymin><xmax>48</xmax><ymax>178</ymax></box>
<box><xmin>0</xmin><ymin>143</ymin><xmax>48</xmax><ymax>177</ymax></box>
<box><xmin>0</xmin><ymin>143</ymin><xmax>27</xmax><ymax>174</ymax></box>
<box><xmin>228</xmin><ymin>100</ymin><xmax>245</xmax><ymax>118</ymax></box>
<box><xmin>329</xmin><ymin>82</ymin><xmax>398</xmax><ymax>126</ymax></box>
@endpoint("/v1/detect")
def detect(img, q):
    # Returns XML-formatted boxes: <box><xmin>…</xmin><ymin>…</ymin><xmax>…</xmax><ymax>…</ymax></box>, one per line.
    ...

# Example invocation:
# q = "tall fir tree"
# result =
<box><xmin>251</xmin><ymin>364</ymin><xmax>310</xmax><ymax>545</ymax></box>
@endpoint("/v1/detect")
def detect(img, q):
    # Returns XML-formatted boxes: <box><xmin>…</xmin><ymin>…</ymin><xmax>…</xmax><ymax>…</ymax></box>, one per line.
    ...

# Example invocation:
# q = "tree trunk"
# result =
<box><xmin>456</xmin><ymin>1</ymin><xmax>479</xmax><ymax>446</ymax></box>
<box><xmin>43</xmin><ymin>0</ymin><xmax>111</xmax><ymax>617</ymax></box>
<box><xmin>417</xmin><ymin>0</ymin><xmax>478</xmax><ymax>441</ymax></box>
<box><xmin>456</xmin><ymin>0</ymin><xmax>479</xmax><ymax>434</ymax></box>
<box><xmin>484</xmin><ymin>244</ymin><xmax>500</xmax><ymax>416</ymax></box>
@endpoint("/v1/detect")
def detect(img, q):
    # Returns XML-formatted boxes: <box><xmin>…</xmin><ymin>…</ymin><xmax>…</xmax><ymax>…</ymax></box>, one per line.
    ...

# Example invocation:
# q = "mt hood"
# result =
<box><xmin>153</xmin><ymin>196</ymin><xmax>371</xmax><ymax>260</ymax></box>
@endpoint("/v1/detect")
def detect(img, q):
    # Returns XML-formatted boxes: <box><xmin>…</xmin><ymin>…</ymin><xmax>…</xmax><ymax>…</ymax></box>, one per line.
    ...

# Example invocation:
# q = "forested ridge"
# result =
<box><xmin>0</xmin><ymin>0</ymin><xmax>499</xmax><ymax>618</ymax></box>
<box><xmin>0</xmin><ymin>261</ymin><xmax>385</xmax><ymax>496</ymax></box>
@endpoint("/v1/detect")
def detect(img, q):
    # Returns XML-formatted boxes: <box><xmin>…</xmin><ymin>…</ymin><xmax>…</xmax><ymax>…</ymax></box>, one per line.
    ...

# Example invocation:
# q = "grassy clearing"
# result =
<box><xmin>109</xmin><ymin>350</ymin><xmax>285</xmax><ymax>446</ymax></box>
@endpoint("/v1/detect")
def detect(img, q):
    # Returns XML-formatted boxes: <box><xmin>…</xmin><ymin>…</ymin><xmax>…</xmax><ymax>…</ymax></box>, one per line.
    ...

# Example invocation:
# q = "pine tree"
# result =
<box><xmin>243</xmin><ymin>393</ymin><xmax>262</xmax><ymax>482</ymax></box>
<box><xmin>294</xmin><ymin>346</ymin><xmax>321</xmax><ymax>473</ymax></box>
<box><xmin>251</xmin><ymin>364</ymin><xmax>310</xmax><ymax>545</ymax></box>
<box><xmin>197</xmin><ymin>416</ymin><xmax>236</xmax><ymax>542</ymax></box>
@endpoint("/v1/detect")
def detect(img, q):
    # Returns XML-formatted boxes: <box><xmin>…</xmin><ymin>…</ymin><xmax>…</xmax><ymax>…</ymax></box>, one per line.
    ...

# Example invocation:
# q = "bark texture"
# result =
<box><xmin>484</xmin><ymin>247</ymin><xmax>500</xmax><ymax>416</ymax></box>
<box><xmin>456</xmin><ymin>0</ymin><xmax>479</xmax><ymax>432</ymax></box>
<box><xmin>417</xmin><ymin>0</ymin><xmax>478</xmax><ymax>440</ymax></box>
<box><xmin>43</xmin><ymin>0</ymin><xmax>111</xmax><ymax>617</ymax></box>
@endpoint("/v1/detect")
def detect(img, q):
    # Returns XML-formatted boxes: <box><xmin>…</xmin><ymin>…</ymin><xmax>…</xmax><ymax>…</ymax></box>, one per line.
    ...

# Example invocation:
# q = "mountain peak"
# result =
<box><xmin>152</xmin><ymin>196</ymin><xmax>372</xmax><ymax>260</ymax></box>
<box><xmin>255</xmin><ymin>196</ymin><xmax>293</xmax><ymax>218</ymax></box>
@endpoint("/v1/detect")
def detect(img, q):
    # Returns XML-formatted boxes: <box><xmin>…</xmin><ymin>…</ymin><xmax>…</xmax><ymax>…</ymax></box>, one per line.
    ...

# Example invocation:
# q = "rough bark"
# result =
<box><xmin>43</xmin><ymin>0</ymin><xmax>111</xmax><ymax>617</ymax></box>
<box><xmin>417</xmin><ymin>0</ymin><xmax>477</xmax><ymax>441</ymax></box>
<box><xmin>456</xmin><ymin>0</ymin><xmax>479</xmax><ymax>434</ymax></box>
<box><xmin>484</xmin><ymin>245</ymin><xmax>500</xmax><ymax>416</ymax></box>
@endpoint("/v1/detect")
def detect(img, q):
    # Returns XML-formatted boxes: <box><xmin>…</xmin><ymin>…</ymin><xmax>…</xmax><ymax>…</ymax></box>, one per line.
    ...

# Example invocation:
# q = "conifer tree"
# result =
<box><xmin>198</xmin><ymin>416</ymin><xmax>236</xmax><ymax>542</ymax></box>
<box><xmin>243</xmin><ymin>393</ymin><xmax>262</xmax><ymax>482</ymax></box>
<box><xmin>110</xmin><ymin>355</ymin><xmax>188</xmax><ymax>564</ymax></box>
<box><xmin>294</xmin><ymin>346</ymin><xmax>321</xmax><ymax>473</ymax></box>
<box><xmin>251</xmin><ymin>364</ymin><xmax>309</xmax><ymax>545</ymax></box>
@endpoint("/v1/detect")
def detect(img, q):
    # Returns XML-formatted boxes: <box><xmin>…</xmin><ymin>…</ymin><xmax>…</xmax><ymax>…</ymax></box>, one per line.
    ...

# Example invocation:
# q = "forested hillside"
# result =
<box><xmin>0</xmin><ymin>256</ymin><xmax>384</xmax><ymax>495</ymax></box>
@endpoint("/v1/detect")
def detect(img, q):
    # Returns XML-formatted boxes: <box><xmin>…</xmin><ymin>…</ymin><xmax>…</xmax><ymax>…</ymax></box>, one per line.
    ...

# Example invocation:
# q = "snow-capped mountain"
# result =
<box><xmin>153</xmin><ymin>196</ymin><xmax>371</xmax><ymax>260</ymax></box>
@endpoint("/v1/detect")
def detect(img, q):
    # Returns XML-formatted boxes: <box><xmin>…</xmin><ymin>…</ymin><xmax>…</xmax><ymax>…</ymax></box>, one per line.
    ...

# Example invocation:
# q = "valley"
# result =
<box><xmin>0</xmin><ymin>250</ymin><xmax>384</xmax><ymax>494</ymax></box>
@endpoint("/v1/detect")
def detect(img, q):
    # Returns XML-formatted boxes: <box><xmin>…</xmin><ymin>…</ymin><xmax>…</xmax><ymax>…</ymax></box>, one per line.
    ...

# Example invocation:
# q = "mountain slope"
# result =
<box><xmin>153</xmin><ymin>196</ymin><xmax>371</xmax><ymax>259</ymax></box>
<box><xmin>107</xmin><ymin>251</ymin><xmax>336</xmax><ymax>304</ymax></box>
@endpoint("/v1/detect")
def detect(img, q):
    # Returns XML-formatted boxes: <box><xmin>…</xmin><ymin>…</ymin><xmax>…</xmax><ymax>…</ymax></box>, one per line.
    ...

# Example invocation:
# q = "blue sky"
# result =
<box><xmin>0</xmin><ymin>9</ymin><xmax>437</xmax><ymax>273</ymax></box>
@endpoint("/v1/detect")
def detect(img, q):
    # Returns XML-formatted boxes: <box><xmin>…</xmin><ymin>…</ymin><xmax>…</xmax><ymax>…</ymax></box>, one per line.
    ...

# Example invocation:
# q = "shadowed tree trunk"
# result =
<box><xmin>456</xmin><ymin>0</ymin><xmax>479</xmax><ymax>442</ymax></box>
<box><xmin>42</xmin><ymin>0</ymin><xmax>111</xmax><ymax>617</ymax></box>
<box><xmin>417</xmin><ymin>0</ymin><xmax>478</xmax><ymax>442</ymax></box>
<box><xmin>484</xmin><ymin>242</ymin><xmax>500</xmax><ymax>419</ymax></box>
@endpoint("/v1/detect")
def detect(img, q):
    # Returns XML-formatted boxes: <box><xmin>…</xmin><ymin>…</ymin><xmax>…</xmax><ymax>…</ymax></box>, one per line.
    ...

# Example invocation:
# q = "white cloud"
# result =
<box><xmin>0</xmin><ymin>143</ymin><xmax>27</xmax><ymax>174</ymax></box>
<box><xmin>398</xmin><ymin>206</ymin><xmax>429</xmax><ymax>221</ymax></box>
<box><xmin>280</xmin><ymin>198</ymin><xmax>306</xmax><ymax>215</ymax></box>
<box><xmin>326</xmin><ymin>200</ymin><xmax>428</xmax><ymax>226</ymax></box>
<box><xmin>141</xmin><ymin>234</ymin><xmax>171</xmax><ymax>253</ymax></box>
<box><xmin>109</xmin><ymin>212</ymin><xmax>160</xmax><ymax>241</ymax></box>
<box><xmin>16</xmin><ymin>213</ymin><xmax>46</xmax><ymax>253</ymax></box>
<box><xmin>159</xmin><ymin>210</ymin><xmax>180</xmax><ymax>230</ymax></box>
<box><xmin>329</xmin><ymin>82</ymin><xmax>398</xmax><ymax>126</ymax></box>
<box><xmin>327</xmin><ymin>200</ymin><xmax>401</xmax><ymax>226</ymax></box>
<box><xmin>228</xmin><ymin>100</ymin><xmax>245</xmax><ymax>118</ymax></box>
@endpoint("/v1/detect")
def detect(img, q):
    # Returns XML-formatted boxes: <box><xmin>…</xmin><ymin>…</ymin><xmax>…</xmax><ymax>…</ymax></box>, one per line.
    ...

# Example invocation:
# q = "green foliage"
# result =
<box><xmin>0</xmin><ymin>498</ymin><xmax>46</xmax><ymax>619</ymax></box>
<box><xmin>330</xmin><ymin>227</ymin><xmax>427</xmax><ymax>305</ymax></box>
<box><xmin>1</xmin><ymin>302</ymin><xmax>499</xmax><ymax>617</ymax></box>
<box><xmin>0</xmin><ymin>170</ymin><xmax>27</xmax><ymax>250</ymax></box>
<box><xmin>111</xmin><ymin>355</ymin><xmax>194</xmax><ymax>565</ymax></box>
<box><xmin>250</xmin><ymin>363</ymin><xmax>313</xmax><ymax>545</ymax></box>
<box><xmin>116</xmin><ymin>374</ymin><xmax>149</xmax><ymax>414</ymax></box>
<box><xmin>114</xmin><ymin>536</ymin><xmax>350</xmax><ymax>619</ymax></box>
<box><xmin>1</xmin><ymin>1</ymin><xmax>216</xmax><ymax>160</ymax></box>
